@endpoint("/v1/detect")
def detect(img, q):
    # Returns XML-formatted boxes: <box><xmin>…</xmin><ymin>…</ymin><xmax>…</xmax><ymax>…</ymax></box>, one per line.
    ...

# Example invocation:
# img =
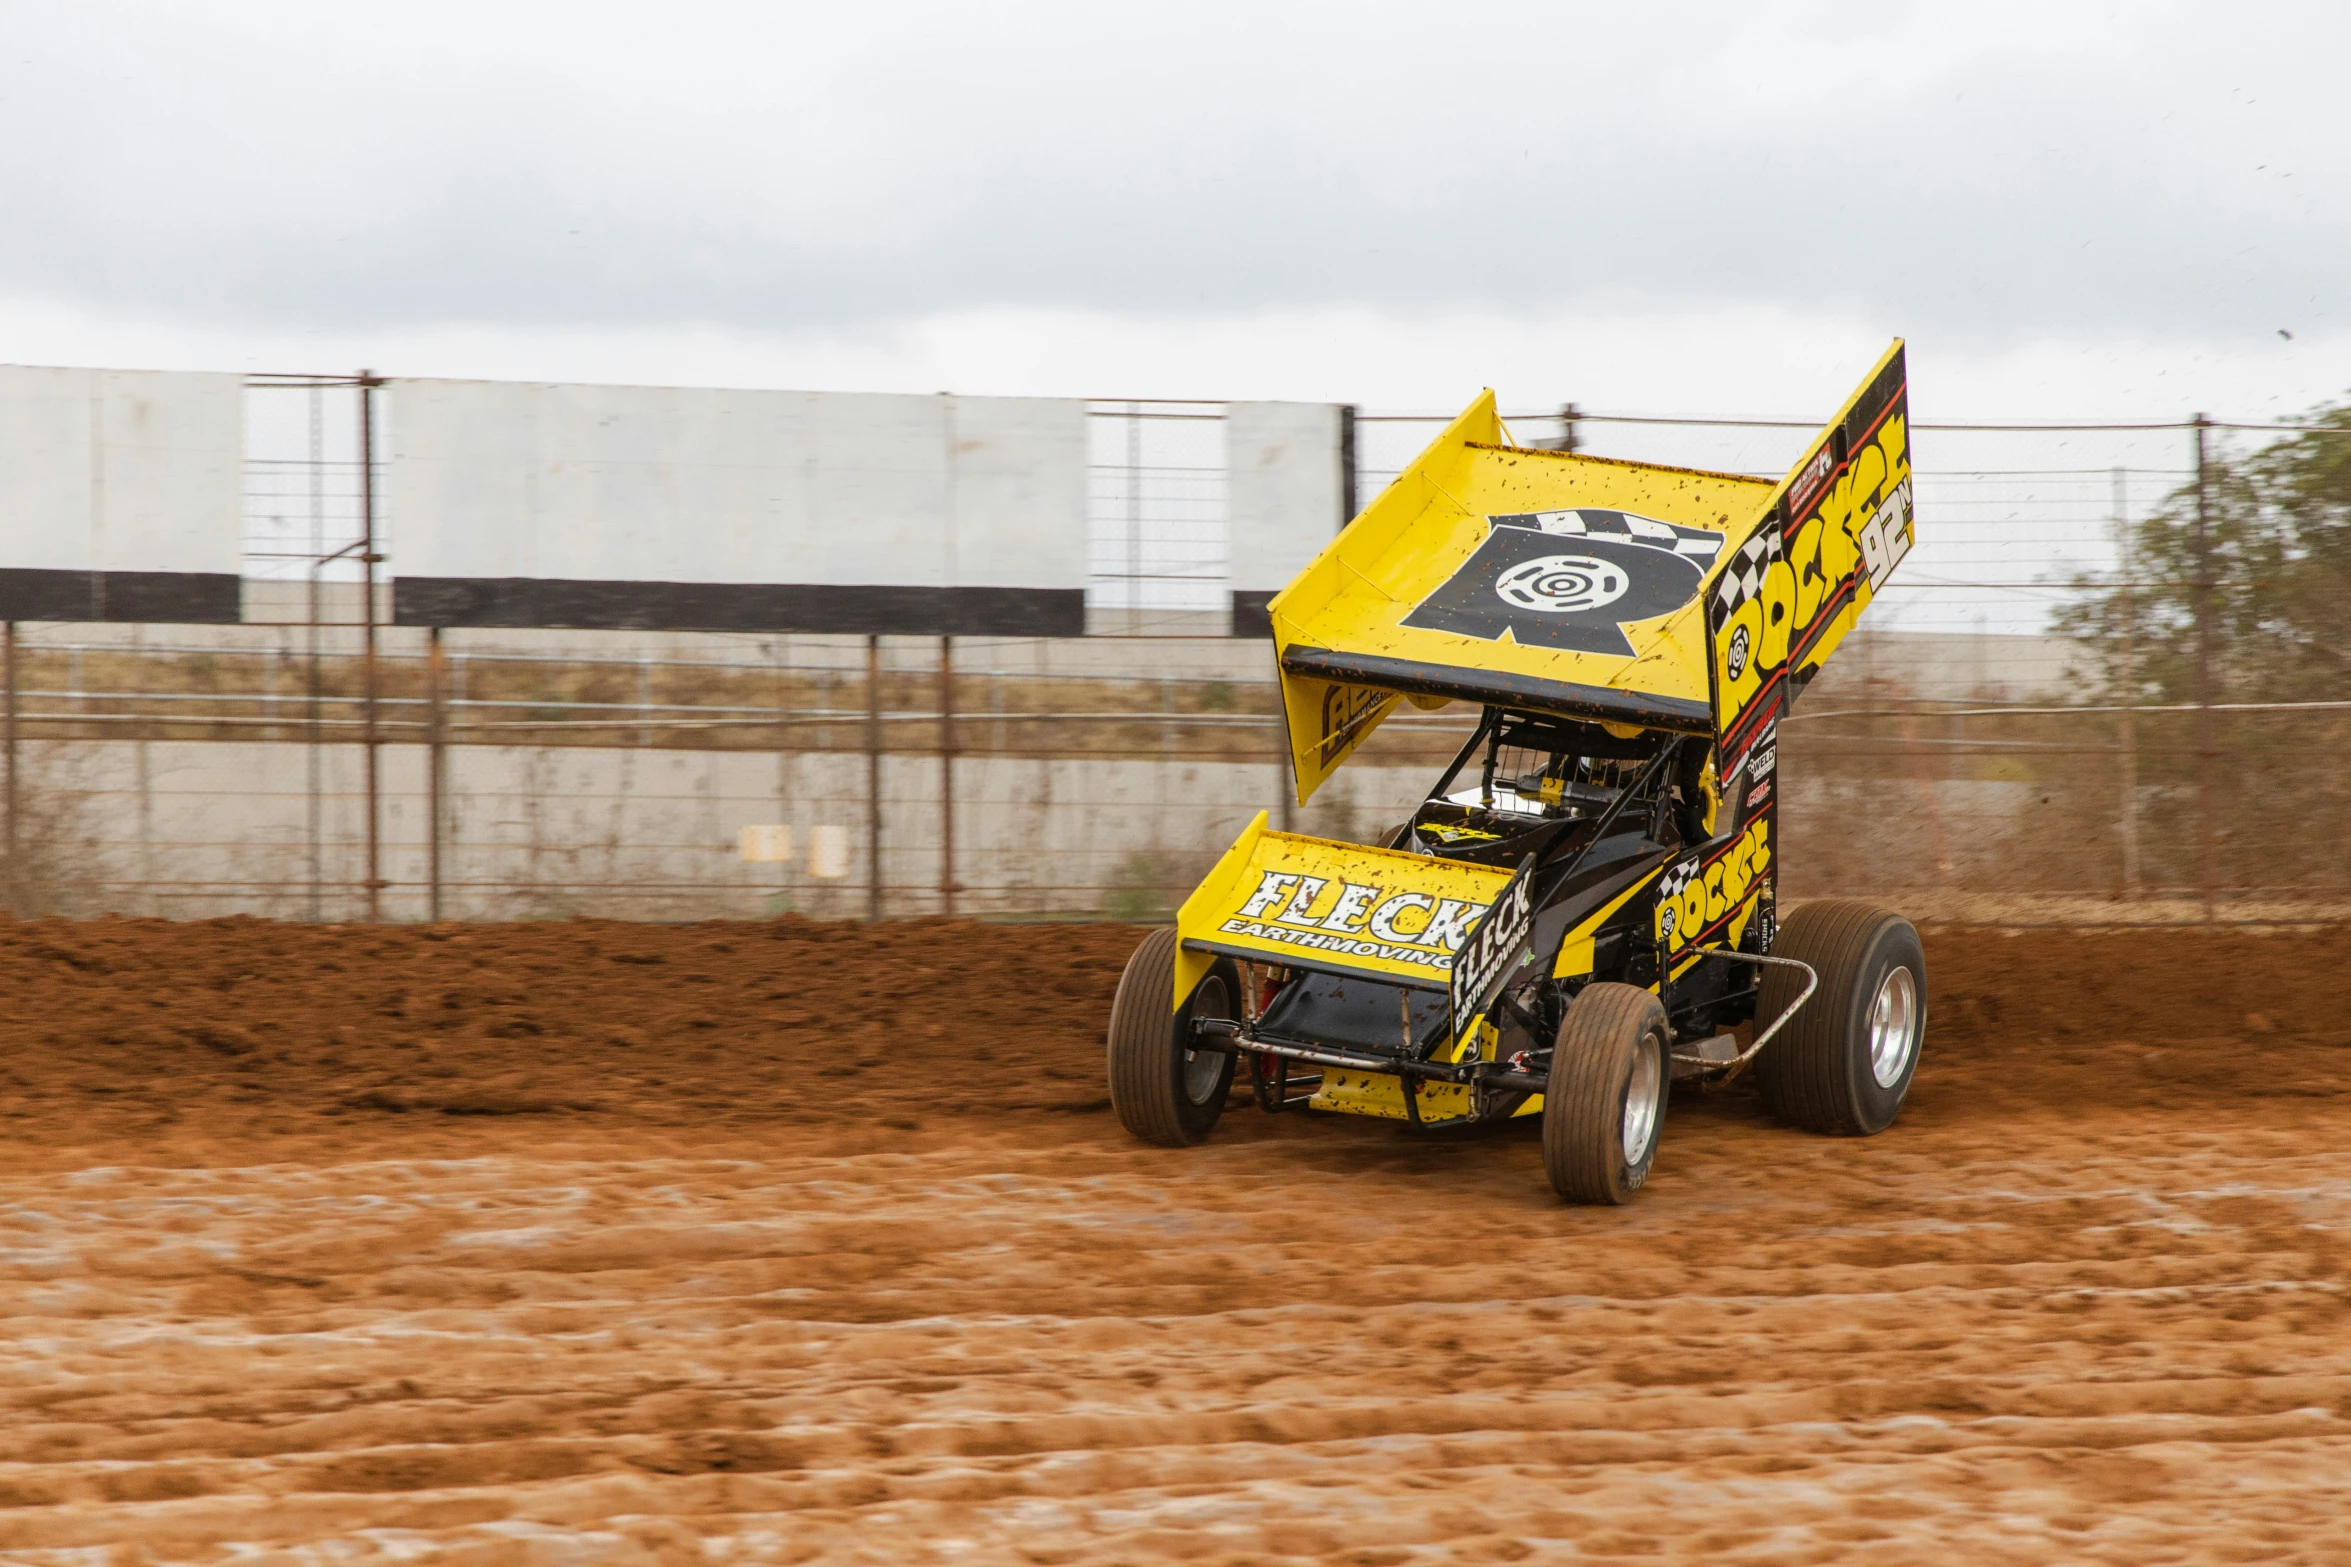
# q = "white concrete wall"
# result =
<box><xmin>386</xmin><ymin>381</ymin><xmax>1090</xmax><ymax>589</ymax></box>
<box><xmin>1227</xmin><ymin>401</ymin><xmax>1343</xmax><ymax>594</ymax></box>
<box><xmin>0</xmin><ymin>366</ymin><xmax>244</xmax><ymax>574</ymax></box>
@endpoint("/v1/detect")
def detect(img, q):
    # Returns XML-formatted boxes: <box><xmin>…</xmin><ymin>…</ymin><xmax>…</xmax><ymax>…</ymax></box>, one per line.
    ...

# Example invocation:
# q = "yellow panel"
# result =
<box><xmin>1169</xmin><ymin>809</ymin><xmax>1267</xmax><ymax>1008</ymax></box>
<box><xmin>1175</xmin><ymin>826</ymin><xmax>1515</xmax><ymax>988</ymax></box>
<box><xmin>1308</xmin><ymin>1069</ymin><xmax>1473</xmax><ymax>1124</ymax></box>
<box><xmin>1548</xmin><ymin>869</ymin><xmax>1664</xmax><ymax>978</ymax></box>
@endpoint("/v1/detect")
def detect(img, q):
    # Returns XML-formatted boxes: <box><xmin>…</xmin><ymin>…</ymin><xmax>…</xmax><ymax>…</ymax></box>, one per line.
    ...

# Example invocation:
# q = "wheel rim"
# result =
<box><xmin>1868</xmin><ymin>966</ymin><xmax>1919</xmax><ymax>1088</ymax></box>
<box><xmin>1183</xmin><ymin>975</ymin><xmax>1232</xmax><ymax>1105</ymax></box>
<box><xmin>1621</xmin><ymin>1033</ymin><xmax>1662</xmax><ymax>1165</ymax></box>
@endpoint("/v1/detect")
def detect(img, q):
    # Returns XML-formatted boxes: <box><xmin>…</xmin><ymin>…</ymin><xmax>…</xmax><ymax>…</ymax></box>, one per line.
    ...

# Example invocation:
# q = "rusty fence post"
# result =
<box><xmin>359</xmin><ymin>369</ymin><xmax>383</xmax><ymax>922</ymax></box>
<box><xmin>866</xmin><ymin>634</ymin><xmax>884</xmax><ymax>921</ymax></box>
<box><xmin>939</xmin><ymin>634</ymin><xmax>956</xmax><ymax>918</ymax></box>
<box><xmin>427</xmin><ymin>626</ymin><xmax>445</xmax><ymax>922</ymax></box>
<box><xmin>2191</xmin><ymin>413</ymin><xmax>2216</xmax><ymax>919</ymax></box>
<box><xmin>1337</xmin><ymin>402</ymin><xmax>1358</xmax><ymax>529</ymax></box>
<box><xmin>3</xmin><ymin>622</ymin><xmax>16</xmax><ymax>917</ymax></box>
<box><xmin>2112</xmin><ymin>467</ymin><xmax>2140</xmax><ymax>898</ymax></box>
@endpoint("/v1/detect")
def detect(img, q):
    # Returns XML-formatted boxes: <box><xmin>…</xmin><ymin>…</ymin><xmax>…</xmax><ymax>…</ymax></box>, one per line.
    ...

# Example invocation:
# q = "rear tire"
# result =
<box><xmin>1542</xmin><ymin>982</ymin><xmax>1670</xmax><ymax>1204</ymax></box>
<box><xmin>1754</xmin><ymin>900</ymin><xmax>1927</xmax><ymax>1136</ymax></box>
<box><xmin>1106</xmin><ymin>929</ymin><xmax>1239</xmax><ymax>1147</ymax></box>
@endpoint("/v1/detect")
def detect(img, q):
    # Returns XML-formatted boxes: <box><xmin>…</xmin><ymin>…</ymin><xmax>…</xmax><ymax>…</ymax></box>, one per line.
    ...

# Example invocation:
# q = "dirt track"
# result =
<box><xmin>2</xmin><ymin>916</ymin><xmax>2350</xmax><ymax>1563</ymax></box>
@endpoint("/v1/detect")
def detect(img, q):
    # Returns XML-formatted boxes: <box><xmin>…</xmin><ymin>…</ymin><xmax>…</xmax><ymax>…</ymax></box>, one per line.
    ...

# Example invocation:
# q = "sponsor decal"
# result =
<box><xmin>1786</xmin><ymin>444</ymin><xmax>1837</xmax><ymax>518</ymax></box>
<box><xmin>1220</xmin><ymin>868</ymin><xmax>1492</xmax><ymax>975</ymax></box>
<box><xmin>1723</xmin><ymin>721</ymin><xmax>1776</xmax><ymax>792</ymax></box>
<box><xmin>1450</xmin><ymin>855</ymin><xmax>1538</xmax><ymax>1035</ymax></box>
<box><xmin>1653</xmin><ymin>816</ymin><xmax>1773</xmax><ymax>955</ymax></box>
<box><xmin>1496</xmin><ymin>554</ymin><xmax>1627</xmax><ymax>614</ymax></box>
<box><xmin>1316</xmin><ymin>681</ymin><xmax>1396</xmax><ymax>762</ymax></box>
<box><xmin>1710</xmin><ymin>355</ymin><xmax>1911</xmax><ymax>751</ymax></box>
<box><xmin>1402</xmin><ymin>509</ymin><xmax>1725</xmax><ymax>657</ymax></box>
<box><xmin>1746</xmin><ymin>777</ymin><xmax>1772</xmax><ymax>809</ymax></box>
<box><xmin>1857</xmin><ymin>477</ymin><xmax>1915</xmax><ymax>591</ymax></box>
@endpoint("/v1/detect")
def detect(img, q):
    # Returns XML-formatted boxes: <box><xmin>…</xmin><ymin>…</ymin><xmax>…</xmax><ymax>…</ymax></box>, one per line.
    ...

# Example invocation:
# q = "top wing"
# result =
<box><xmin>1266</xmin><ymin>343</ymin><xmax>1912</xmax><ymax>806</ymax></box>
<box><xmin>1267</xmin><ymin>394</ymin><xmax>1773</xmax><ymax>804</ymax></box>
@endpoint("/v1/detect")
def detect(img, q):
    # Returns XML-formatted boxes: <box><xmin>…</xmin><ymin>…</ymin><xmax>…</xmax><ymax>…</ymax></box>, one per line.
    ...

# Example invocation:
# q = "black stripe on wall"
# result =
<box><xmin>1231</xmin><ymin>591</ymin><xmax>1278</xmax><ymax>639</ymax></box>
<box><xmin>393</xmin><ymin>577</ymin><xmax>1088</xmax><ymax>637</ymax></box>
<box><xmin>0</xmin><ymin>569</ymin><xmax>241</xmax><ymax>624</ymax></box>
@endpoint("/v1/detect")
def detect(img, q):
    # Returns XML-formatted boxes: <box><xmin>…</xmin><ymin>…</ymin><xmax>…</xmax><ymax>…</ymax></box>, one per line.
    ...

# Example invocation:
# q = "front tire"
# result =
<box><xmin>1106</xmin><ymin>929</ymin><xmax>1239</xmax><ymax>1147</ymax></box>
<box><xmin>1543</xmin><ymin>983</ymin><xmax>1670</xmax><ymax>1204</ymax></box>
<box><xmin>1754</xmin><ymin>901</ymin><xmax>1927</xmax><ymax>1136</ymax></box>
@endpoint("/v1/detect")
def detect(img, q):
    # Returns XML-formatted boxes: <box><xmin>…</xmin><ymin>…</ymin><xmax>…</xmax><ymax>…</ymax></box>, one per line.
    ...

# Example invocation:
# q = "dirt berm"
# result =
<box><xmin>0</xmin><ymin>915</ymin><xmax>2347</xmax><ymax>1562</ymax></box>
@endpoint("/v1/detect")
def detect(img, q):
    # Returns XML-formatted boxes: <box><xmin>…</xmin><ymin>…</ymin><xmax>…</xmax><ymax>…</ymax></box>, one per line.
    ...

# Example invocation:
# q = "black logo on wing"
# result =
<box><xmin>1401</xmin><ymin>509</ymin><xmax>1724</xmax><ymax>656</ymax></box>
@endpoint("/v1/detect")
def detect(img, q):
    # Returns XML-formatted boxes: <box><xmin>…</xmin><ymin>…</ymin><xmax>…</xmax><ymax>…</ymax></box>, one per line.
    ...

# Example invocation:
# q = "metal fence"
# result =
<box><xmin>0</xmin><ymin>625</ymin><xmax>1449</xmax><ymax>922</ymax></box>
<box><xmin>1</xmin><ymin>380</ymin><xmax>2344</xmax><ymax>925</ymax></box>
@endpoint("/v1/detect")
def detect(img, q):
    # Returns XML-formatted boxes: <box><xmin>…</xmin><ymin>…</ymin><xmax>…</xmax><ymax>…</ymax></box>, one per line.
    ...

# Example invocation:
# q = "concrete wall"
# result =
<box><xmin>387</xmin><ymin>381</ymin><xmax>1090</xmax><ymax>592</ymax></box>
<box><xmin>13</xmin><ymin>737</ymin><xmax>1426</xmax><ymax>923</ymax></box>
<box><xmin>0</xmin><ymin>365</ymin><xmax>244</xmax><ymax>621</ymax></box>
<box><xmin>1228</xmin><ymin>401</ymin><xmax>1344</xmax><ymax>599</ymax></box>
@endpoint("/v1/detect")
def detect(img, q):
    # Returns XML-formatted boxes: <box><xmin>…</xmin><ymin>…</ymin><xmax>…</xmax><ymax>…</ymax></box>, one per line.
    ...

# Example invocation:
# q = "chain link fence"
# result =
<box><xmin>3</xmin><ymin>385</ymin><xmax>2345</xmax><ymax>924</ymax></box>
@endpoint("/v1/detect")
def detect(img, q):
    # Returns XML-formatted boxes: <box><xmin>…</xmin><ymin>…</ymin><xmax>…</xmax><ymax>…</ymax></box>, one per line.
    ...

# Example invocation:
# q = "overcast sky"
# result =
<box><xmin>1</xmin><ymin>1</ymin><xmax>2344</xmax><ymax>418</ymax></box>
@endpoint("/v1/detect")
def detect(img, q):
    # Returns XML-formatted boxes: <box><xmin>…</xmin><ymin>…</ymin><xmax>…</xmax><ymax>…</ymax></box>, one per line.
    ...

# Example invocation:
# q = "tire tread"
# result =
<box><xmin>1106</xmin><ymin>928</ymin><xmax>1197</xmax><ymax>1147</ymax></box>
<box><xmin>1755</xmin><ymin>899</ymin><xmax>1916</xmax><ymax>1135</ymax></box>
<box><xmin>1544</xmin><ymin>982</ymin><xmax>1668</xmax><ymax>1204</ymax></box>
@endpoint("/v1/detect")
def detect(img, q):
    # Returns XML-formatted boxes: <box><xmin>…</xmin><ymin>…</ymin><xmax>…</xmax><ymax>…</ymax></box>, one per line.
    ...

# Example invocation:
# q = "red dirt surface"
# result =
<box><xmin>2</xmin><ymin>915</ymin><xmax>2350</xmax><ymax>1562</ymax></box>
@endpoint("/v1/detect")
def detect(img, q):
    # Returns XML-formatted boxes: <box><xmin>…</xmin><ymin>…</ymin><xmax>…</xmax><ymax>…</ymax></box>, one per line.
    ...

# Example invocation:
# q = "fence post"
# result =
<box><xmin>2112</xmin><ymin>467</ymin><xmax>2139</xmax><ymax>898</ymax></box>
<box><xmin>866</xmin><ymin>634</ymin><xmax>884</xmax><ymax>921</ymax></box>
<box><xmin>359</xmin><ymin>369</ymin><xmax>383</xmax><ymax>923</ymax></box>
<box><xmin>938</xmin><ymin>634</ymin><xmax>956</xmax><ymax>918</ymax></box>
<box><xmin>2191</xmin><ymin>413</ymin><xmax>2216</xmax><ymax>918</ymax></box>
<box><xmin>3</xmin><ymin>622</ymin><xmax>16</xmax><ymax>917</ymax></box>
<box><xmin>306</xmin><ymin>553</ymin><xmax>323</xmax><ymax>925</ymax></box>
<box><xmin>427</xmin><ymin>626</ymin><xmax>445</xmax><ymax>922</ymax></box>
<box><xmin>1337</xmin><ymin>403</ymin><xmax>1358</xmax><ymax>530</ymax></box>
<box><xmin>1125</xmin><ymin>402</ymin><xmax>1143</xmax><ymax>627</ymax></box>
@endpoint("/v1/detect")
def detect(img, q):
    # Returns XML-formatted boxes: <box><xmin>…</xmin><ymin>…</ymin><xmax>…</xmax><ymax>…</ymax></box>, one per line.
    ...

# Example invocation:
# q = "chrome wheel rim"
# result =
<box><xmin>1182</xmin><ymin>976</ymin><xmax>1231</xmax><ymax>1105</ymax></box>
<box><xmin>1869</xmin><ymin>966</ymin><xmax>1919</xmax><ymax>1088</ymax></box>
<box><xmin>1621</xmin><ymin>1035</ymin><xmax>1663</xmax><ymax>1165</ymax></box>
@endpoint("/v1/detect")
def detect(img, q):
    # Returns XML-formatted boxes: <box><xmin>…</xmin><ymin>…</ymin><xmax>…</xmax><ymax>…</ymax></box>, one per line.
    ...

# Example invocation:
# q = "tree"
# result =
<box><xmin>2061</xmin><ymin>399</ymin><xmax>2351</xmax><ymax>704</ymax></box>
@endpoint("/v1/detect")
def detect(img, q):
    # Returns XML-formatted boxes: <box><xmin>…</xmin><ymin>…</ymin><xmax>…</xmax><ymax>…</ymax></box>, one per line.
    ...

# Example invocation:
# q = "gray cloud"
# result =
<box><xmin>0</xmin><ymin>0</ymin><xmax>2341</xmax><ymax>342</ymax></box>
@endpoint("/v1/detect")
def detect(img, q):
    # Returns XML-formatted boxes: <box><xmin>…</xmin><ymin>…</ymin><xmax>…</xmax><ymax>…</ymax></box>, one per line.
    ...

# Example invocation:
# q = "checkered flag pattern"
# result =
<box><xmin>1491</xmin><ymin>509</ymin><xmax>1724</xmax><ymax>562</ymax></box>
<box><xmin>1712</xmin><ymin>528</ymin><xmax>1783</xmax><ymax>617</ymax></box>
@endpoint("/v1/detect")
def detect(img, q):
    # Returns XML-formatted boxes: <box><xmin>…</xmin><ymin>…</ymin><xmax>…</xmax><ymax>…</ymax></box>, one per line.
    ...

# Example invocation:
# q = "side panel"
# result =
<box><xmin>1709</xmin><ymin>341</ymin><xmax>1911</xmax><ymax>768</ymax></box>
<box><xmin>1278</xmin><ymin>677</ymin><xmax>1404</xmax><ymax>806</ymax></box>
<box><xmin>1268</xmin><ymin>391</ymin><xmax>1498</xmax><ymax>803</ymax></box>
<box><xmin>1702</xmin><ymin>341</ymin><xmax>1907</xmax><ymax>937</ymax></box>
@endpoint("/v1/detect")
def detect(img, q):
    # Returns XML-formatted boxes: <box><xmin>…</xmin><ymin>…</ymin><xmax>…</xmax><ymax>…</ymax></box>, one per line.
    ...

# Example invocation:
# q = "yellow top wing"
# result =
<box><xmin>1267</xmin><ymin>396</ymin><xmax>1772</xmax><ymax>802</ymax></box>
<box><xmin>1268</xmin><ymin>343</ymin><xmax>1912</xmax><ymax>805</ymax></box>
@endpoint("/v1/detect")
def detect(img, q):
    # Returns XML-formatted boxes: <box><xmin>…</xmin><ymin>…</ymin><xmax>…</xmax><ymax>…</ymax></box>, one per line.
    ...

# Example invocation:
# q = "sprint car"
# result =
<box><xmin>1107</xmin><ymin>343</ymin><xmax>1928</xmax><ymax>1203</ymax></box>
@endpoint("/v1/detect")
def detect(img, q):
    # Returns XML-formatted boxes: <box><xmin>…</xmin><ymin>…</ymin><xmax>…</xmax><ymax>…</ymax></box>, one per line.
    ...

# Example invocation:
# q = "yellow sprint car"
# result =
<box><xmin>1107</xmin><ymin>343</ymin><xmax>1927</xmax><ymax>1204</ymax></box>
